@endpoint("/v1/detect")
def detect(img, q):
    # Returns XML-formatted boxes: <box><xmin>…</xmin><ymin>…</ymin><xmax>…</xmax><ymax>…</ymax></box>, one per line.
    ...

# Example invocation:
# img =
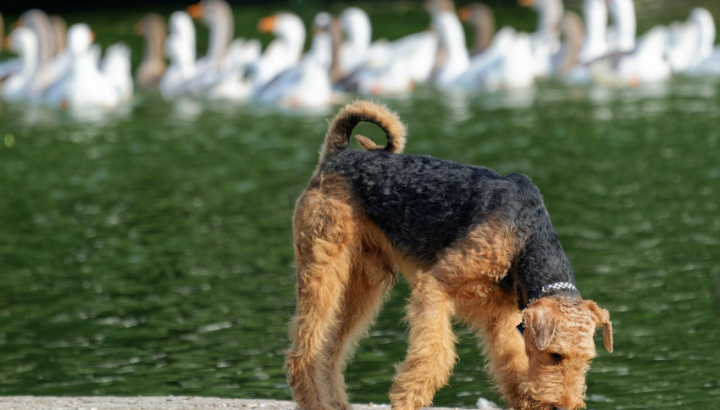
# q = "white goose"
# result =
<box><xmin>304</xmin><ymin>12</ymin><xmax>334</xmax><ymax>71</ymax></box>
<box><xmin>461</xmin><ymin>5</ymin><xmax>540</xmax><ymax>91</ymax></box>
<box><xmin>473</xmin><ymin>30</ymin><xmax>535</xmax><ymax>91</ymax></box>
<box><xmin>356</xmin><ymin>47</ymin><xmax>416</xmax><ymax>96</ymax></box>
<box><xmin>188</xmin><ymin>0</ymin><xmax>233</xmax><ymax>74</ymax></box>
<box><xmin>606</xmin><ymin>0</ymin><xmax>671</xmax><ymax>86</ymax></box>
<box><xmin>519</xmin><ymin>0</ymin><xmax>565</xmax><ymax>78</ymax></box>
<box><xmin>370</xmin><ymin>5</ymin><xmax>446</xmax><ymax>88</ymax></box>
<box><xmin>337</xmin><ymin>8</ymin><xmax>371</xmax><ymax>76</ymax></box>
<box><xmin>685</xmin><ymin>8</ymin><xmax>720</xmax><ymax>76</ymax></box>
<box><xmin>23</xmin><ymin>13</ymin><xmax>74</xmax><ymax>90</ymax></box>
<box><xmin>432</xmin><ymin>11</ymin><xmax>469</xmax><ymax>88</ymax></box>
<box><xmin>185</xmin><ymin>0</ymin><xmax>261</xmax><ymax>101</ymax></box>
<box><xmin>560</xmin><ymin>0</ymin><xmax>610</xmax><ymax>84</ymax></box>
<box><xmin>666</xmin><ymin>12</ymin><xmax>702</xmax><ymax>73</ymax></box>
<box><xmin>254</xmin><ymin>12</ymin><xmax>333</xmax><ymax>108</ymax></box>
<box><xmin>2</xmin><ymin>27</ymin><xmax>41</xmax><ymax>103</ymax></box>
<box><xmin>333</xmin><ymin>3</ymin><xmax>443</xmax><ymax>94</ymax></box>
<box><xmin>614</xmin><ymin>25</ymin><xmax>671</xmax><ymax>86</ymax></box>
<box><xmin>18</xmin><ymin>9</ymin><xmax>57</xmax><ymax>92</ymax></box>
<box><xmin>434</xmin><ymin>11</ymin><xmax>534</xmax><ymax>91</ymax></box>
<box><xmin>353</xmin><ymin>33</ymin><xmax>438</xmax><ymax>95</ymax></box>
<box><xmin>44</xmin><ymin>24</ymin><xmax>121</xmax><ymax>109</ymax></box>
<box><xmin>607</xmin><ymin>0</ymin><xmax>636</xmax><ymax>54</ymax></box>
<box><xmin>200</xmin><ymin>39</ymin><xmax>260</xmax><ymax>102</ymax></box>
<box><xmin>160</xmin><ymin>11</ymin><xmax>198</xmax><ymax>99</ymax></box>
<box><xmin>101</xmin><ymin>43</ymin><xmax>133</xmax><ymax>102</ymax></box>
<box><xmin>578</xmin><ymin>0</ymin><xmax>609</xmax><ymax>64</ymax></box>
<box><xmin>252</xmin><ymin>12</ymin><xmax>306</xmax><ymax>90</ymax></box>
<box><xmin>566</xmin><ymin>0</ymin><xmax>670</xmax><ymax>87</ymax></box>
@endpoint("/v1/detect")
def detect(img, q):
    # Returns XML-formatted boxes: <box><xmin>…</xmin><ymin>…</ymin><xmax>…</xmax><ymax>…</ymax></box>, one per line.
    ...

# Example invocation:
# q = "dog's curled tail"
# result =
<box><xmin>320</xmin><ymin>100</ymin><xmax>407</xmax><ymax>162</ymax></box>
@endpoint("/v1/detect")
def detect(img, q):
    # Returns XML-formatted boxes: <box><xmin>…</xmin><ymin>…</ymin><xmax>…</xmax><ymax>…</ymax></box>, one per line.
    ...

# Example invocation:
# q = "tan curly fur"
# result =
<box><xmin>287</xmin><ymin>101</ymin><xmax>613</xmax><ymax>410</ymax></box>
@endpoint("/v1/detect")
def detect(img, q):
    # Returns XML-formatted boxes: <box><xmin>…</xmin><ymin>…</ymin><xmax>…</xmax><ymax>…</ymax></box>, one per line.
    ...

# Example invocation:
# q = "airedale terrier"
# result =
<box><xmin>286</xmin><ymin>101</ymin><xmax>613</xmax><ymax>410</ymax></box>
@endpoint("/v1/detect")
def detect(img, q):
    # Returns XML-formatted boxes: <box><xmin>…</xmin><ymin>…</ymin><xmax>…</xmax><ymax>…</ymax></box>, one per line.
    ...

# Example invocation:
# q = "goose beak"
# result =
<box><xmin>133</xmin><ymin>20</ymin><xmax>143</xmax><ymax>35</ymax></box>
<box><xmin>458</xmin><ymin>6</ymin><xmax>472</xmax><ymax>22</ymax></box>
<box><xmin>4</xmin><ymin>36</ymin><xmax>11</xmax><ymax>51</ymax></box>
<box><xmin>258</xmin><ymin>15</ymin><xmax>276</xmax><ymax>33</ymax></box>
<box><xmin>518</xmin><ymin>0</ymin><xmax>534</xmax><ymax>6</ymax></box>
<box><xmin>187</xmin><ymin>3</ymin><xmax>203</xmax><ymax>20</ymax></box>
<box><xmin>90</xmin><ymin>30</ymin><xmax>96</xmax><ymax>43</ymax></box>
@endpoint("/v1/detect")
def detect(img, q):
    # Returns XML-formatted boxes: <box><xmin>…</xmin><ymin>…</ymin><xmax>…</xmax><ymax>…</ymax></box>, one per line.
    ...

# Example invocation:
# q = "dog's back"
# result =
<box><xmin>322</xmin><ymin>149</ymin><xmax>545</xmax><ymax>264</ymax></box>
<box><xmin>317</xmin><ymin>101</ymin><xmax>548</xmax><ymax>265</ymax></box>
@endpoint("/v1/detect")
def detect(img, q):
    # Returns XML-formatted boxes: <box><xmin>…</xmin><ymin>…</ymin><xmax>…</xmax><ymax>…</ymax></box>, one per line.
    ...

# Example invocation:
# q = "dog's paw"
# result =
<box><xmin>330</xmin><ymin>401</ymin><xmax>353</xmax><ymax>410</ymax></box>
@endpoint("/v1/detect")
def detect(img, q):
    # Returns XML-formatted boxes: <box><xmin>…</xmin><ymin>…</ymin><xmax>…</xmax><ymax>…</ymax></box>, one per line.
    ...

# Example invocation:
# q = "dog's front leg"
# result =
<box><xmin>389</xmin><ymin>275</ymin><xmax>457</xmax><ymax>410</ymax></box>
<box><xmin>455</xmin><ymin>287</ymin><xmax>529</xmax><ymax>409</ymax></box>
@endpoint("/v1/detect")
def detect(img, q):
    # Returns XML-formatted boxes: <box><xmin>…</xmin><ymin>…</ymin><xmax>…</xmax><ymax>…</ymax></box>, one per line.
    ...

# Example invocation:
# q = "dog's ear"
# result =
<box><xmin>585</xmin><ymin>300</ymin><xmax>613</xmax><ymax>353</ymax></box>
<box><xmin>523</xmin><ymin>304</ymin><xmax>557</xmax><ymax>351</ymax></box>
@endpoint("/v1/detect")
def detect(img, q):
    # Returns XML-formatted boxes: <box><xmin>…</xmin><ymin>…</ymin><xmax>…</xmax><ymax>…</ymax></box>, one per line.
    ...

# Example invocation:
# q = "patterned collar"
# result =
<box><xmin>528</xmin><ymin>282</ymin><xmax>578</xmax><ymax>305</ymax></box>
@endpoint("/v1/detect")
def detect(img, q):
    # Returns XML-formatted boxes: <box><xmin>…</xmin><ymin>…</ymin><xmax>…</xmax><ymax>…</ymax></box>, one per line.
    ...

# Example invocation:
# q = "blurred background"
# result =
<box><xmin>0</xmin><ymin>1</ymin><xmax>719</xmax><ymax>410</ymax></box>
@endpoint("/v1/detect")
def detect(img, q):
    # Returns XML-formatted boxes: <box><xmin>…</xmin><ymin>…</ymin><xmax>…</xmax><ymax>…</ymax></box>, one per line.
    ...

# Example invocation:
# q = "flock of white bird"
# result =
<box><xmin>1</xmin><ymin>0</ymin><xmax>720</xmax><ymax>112</ymax></box>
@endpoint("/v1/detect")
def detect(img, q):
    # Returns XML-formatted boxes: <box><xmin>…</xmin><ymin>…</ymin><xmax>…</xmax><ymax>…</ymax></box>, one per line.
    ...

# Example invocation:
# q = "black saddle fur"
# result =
<box><xmin>321</xmin><ymin>149</ymin><xmax>579</xmax><ymax>308</ymax></box>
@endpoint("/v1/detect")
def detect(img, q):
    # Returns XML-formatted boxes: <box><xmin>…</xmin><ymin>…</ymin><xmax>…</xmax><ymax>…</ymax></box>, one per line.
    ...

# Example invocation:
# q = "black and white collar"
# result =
<box><xmin>527</xmin><ymin>281</ymin><xmax>578</xmax><ymax>305</ymax></box>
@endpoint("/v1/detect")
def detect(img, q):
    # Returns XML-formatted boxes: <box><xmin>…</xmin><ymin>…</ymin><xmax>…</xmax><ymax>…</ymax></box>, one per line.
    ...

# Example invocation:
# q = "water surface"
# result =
<box><xmin>0</xmin><ymin>2</ymin><xmax>719</xmax><ymax>409</ymax></box>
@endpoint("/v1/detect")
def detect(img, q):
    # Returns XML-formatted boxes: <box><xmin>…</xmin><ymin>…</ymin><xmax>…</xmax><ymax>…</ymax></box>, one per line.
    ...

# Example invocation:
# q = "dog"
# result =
<box><xmin>286</xmin><ymin>101</ymin><xmax>613</xmax><ymax>410</ymax></box>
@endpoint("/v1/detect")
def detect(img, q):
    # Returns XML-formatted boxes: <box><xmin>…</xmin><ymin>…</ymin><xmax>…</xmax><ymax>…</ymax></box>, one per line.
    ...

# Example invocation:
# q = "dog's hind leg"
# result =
<box><xmin>287</xmin><ymin>191</ymin><xmax>360</xmax><ymax>410</ymax></box>
<box><xmin>389</xmin><ymin>274</ymin><xmax>457</xmax><ymax>410</ymax></box>
<box><xmin>324</xmin><ymin>244</ymin><xmax>394</xmax><ymax>410</ymax></box>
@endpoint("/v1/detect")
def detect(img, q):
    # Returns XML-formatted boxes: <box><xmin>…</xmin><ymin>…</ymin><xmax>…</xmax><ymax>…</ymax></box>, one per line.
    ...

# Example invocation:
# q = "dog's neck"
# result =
<box><xmin>512</xmin><ymin>230</ymin><xmax>580</xmax><ymax>310</ymax></box>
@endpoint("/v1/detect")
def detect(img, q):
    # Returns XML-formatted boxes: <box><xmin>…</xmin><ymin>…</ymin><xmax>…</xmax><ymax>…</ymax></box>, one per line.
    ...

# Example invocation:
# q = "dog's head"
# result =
<box><xmin>517</xmin><ymin>297</ymin><xmax>613</xmax><ymax>410</ymax></box>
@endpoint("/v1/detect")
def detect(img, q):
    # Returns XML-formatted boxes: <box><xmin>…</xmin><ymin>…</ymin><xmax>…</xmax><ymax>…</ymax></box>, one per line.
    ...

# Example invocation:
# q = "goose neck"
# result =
<box><xmin>207</xmin><ymin>11</ymin><xmax>233</xmax><ymax>67</ymax></box>
<box><xmin>143</xmin><ymin>23</ymin><xmax>166</xmax><ymax>66</ymax></box>
<box><xmin>608</xmin><ymin>0</ymin><xmax>636</xmax><ymax>53</ymax></box>
<box><xmin>580</xmin><ymin>0</ymin><xmax>608</xmax><ymax>62</ymax></box>
<box><xmin>436</xmin><ymin>12</ymin><xmax>469</xmax><ymax>66</ymax></box>
<box><xmin>536</xmin><ymin>0</ymin><xmax>564</xmax><ymax>37</ymax></box>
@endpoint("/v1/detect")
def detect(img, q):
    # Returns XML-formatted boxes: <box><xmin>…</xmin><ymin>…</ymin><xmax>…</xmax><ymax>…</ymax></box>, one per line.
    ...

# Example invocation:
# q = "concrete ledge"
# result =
<box><xmin>0</xmin><ymin>397</ymin><xmax>485</xmax><ymax>410</ymax></box>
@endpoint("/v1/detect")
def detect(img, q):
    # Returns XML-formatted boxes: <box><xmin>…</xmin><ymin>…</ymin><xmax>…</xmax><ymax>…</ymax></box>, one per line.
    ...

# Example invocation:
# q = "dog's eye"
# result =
<box><xmin>549</xmin><ymin>353</ymin><xmax>563</xmax><ymax>363</ymax></box>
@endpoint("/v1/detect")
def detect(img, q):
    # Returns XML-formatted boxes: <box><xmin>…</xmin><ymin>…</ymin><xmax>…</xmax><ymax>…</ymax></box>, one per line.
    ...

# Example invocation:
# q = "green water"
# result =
<box><xmin>1</xmin><ymin>2</ymin><xmax>720</xmax><ymax>409</ymax></box>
